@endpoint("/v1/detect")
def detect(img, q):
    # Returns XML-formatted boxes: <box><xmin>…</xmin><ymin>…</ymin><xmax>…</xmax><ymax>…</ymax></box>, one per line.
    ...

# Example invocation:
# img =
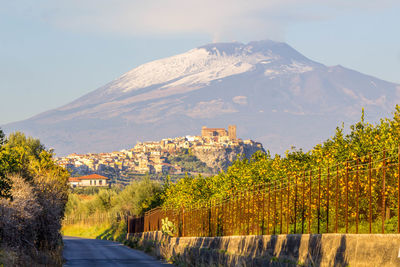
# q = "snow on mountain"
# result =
<box><xmin>54</xmin><ymin>40</ymin><xmax>321</xmax><ymax>119</ymax></box>
<box><xmin>110</xmin><ymin>41</ymin><xmax>315</xmax><ymax>93</ymax></box>
<box><xmin>3</xmin><ymin>40</ymin><xmax>400</xmax><ymax>155</ymax></box>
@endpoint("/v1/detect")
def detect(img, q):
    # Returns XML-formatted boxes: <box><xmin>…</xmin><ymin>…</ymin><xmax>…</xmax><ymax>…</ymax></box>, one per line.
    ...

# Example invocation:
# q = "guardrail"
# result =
<box><xmin>128</xmin><ymin>146</ymin><xmax>400</xmax><ymax>237</ymax></box>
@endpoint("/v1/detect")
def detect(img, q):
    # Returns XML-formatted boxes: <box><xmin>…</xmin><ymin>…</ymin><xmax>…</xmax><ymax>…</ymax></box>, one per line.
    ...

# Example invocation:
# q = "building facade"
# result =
<box><xmin>201</xmin><ymin>125</ymin><xmax>236</xmax><ymax>141</ymax></box>
<box><xmin>68</xmin><ymin>174</ymin><xmax>109</xmax><ymax>188</ymax></box>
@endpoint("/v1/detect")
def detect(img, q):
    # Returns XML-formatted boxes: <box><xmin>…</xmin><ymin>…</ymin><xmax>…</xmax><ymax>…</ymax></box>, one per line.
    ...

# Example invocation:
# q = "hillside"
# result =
<box><xmin>58</xmin><ymin>128</ymin><xmax>265</xmax><ymax>183</ymax></box>
<box><xmin>3</xmin><ymin>40</ymin><xmax>400</xmax><ymax>155</ymax></box>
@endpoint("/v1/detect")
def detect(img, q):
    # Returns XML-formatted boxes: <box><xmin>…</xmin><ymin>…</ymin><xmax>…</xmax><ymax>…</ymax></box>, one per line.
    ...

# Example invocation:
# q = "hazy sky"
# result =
<box><xmin>1</xmin><ymin>0</ymin><xmax>399</xmax><ymax>125</ymax></box>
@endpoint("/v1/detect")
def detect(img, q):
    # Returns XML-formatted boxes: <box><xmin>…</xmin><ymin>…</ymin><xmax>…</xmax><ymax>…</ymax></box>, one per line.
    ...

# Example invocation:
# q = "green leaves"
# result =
<box><xmin>162</xmin><ymin>107</ymin><xmax>400</xmax><ymax>211</ymax></box>
<box><xmin>66</xmin><ymin>177</ymin><xmax>163</xmax><ymax>220</ymax></box>
<box><xmin>167</xmin><ymin>149</ymin><xmax>212</xmax><ymax>173</ymax></box>
<box><xmin>161</xmin><ymin>217</ymin><xmax>176</xmax><ymax>236</ymax></box>
<box><xmin>0</xmin><ymin>131</ymin><xmax>69</xmax><ymax>199</ymax></box>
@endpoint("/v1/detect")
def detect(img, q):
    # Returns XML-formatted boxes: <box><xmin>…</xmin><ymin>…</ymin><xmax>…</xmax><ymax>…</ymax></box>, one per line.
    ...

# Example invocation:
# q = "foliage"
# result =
<box><xmin>64</xmin><ymin>176</ymin><xmax>163</xmax><ymax>221</ymax></box>
<box><xmin>63</xmin><ymin>105</ymin><xmax>400</xmax><ymax>238</ymax></box>
<box><xmin>0</xmin><ymin>131</ymin><xmax>69</xmax><ymax>266</ymax></box>
<box><xmin>161</xmin><ymin>217</ymin><xmax>176</xmax><ymax>236</ymax></box>
<box><xmin>63</xmin><ymin>176</ymin><xmax>163</xmax><ymax>244</ymax></box>
<box><xmin>168</xmin><ymin>149</ymin><xmax>212</xmax><ymax>173</ymax></box>
<box><xmin>71</xmin><ymin>186</ymin><xmax>104</xmax><ymax>195</ymax></box>
<box><xmin>162</xmin><ymin>105</ymin><xmax>400</xmax><ymax>210</ymax></box>
<box><xmin>0</xmin><ymin>128</ymin><xmax>14</xmax><ymax>199</ymax></box>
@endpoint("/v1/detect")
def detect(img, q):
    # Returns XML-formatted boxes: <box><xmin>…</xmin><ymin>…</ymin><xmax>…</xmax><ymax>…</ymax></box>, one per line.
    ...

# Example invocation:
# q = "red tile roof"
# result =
<box><xmin>72</xmin><ymin>174</ymin><xmax>109</xmax><ymax>180</ymax></box>
<box><xmin>68</xmin><ymin>177</ymin><xmax>80</xmax><ymax>182</ymax></box>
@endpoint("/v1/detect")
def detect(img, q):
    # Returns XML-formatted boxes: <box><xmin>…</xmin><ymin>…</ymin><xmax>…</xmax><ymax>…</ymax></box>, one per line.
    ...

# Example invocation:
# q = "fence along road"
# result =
<box><xmin>128</xmin><ymin>146</ymin><xmax>400</xmax><ymax>237</ymax></box>
<box><xmin>63</xmin><ymin>236</ymin><xmax>172</xmax><ymax>267</ymax></box>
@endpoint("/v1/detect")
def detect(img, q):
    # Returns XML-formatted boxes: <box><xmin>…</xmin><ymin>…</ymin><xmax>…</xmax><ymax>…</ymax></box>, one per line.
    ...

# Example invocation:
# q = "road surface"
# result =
<box><xmin>63</xmin><ymin>236</ymin><xmax>173</xmax><ymax>267</ymax></box>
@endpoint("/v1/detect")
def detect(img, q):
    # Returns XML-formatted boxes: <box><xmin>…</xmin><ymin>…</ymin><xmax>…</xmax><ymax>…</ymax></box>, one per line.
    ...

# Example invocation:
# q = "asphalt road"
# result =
<box><xmin>63</xmin><ymin>236</ymin><xmax>173</xmax><ymax>267</ymax></box>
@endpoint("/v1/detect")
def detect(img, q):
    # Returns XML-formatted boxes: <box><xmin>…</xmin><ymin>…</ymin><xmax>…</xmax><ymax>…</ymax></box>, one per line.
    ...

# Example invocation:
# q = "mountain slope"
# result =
<box><xmin>4</xmin><ymin>40</ymin><xmax>400</xmax><ymax>155</ymax></box>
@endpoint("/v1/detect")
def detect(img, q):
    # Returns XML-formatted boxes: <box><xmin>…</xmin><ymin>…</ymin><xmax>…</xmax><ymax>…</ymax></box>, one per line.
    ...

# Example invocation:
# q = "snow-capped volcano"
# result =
<box><xmin>113</xmin><ymin>41</ymin><xmax>316</xmax><ymax>92</ymax></box>
<box><xmin>63</xmin><ymin>40</ymin><xmax>319</xmax><ymax>114</ymax></box>
<box><xmin>3</xmin><ymin>40</ymin><xmax>400</xmax><ymax>155</ymax></box>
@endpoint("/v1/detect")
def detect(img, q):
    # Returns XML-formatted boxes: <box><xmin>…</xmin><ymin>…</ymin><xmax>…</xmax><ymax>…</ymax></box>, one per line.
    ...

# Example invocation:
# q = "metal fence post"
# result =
<box><xmin>318</xmin><ymin>167</ymin><xmax>321</xmax><ymax>234</ymax></box>
<box><xmin>235</xmin><ymin>194</ymin><xmax>239</xmax><ymax>235</ymax></box>
<box><xmin>398</xmin><ymin>144</ymin><xmax>400</xmax><ymax>233</ymax></box>
<box><xmin>267</xmin><ymin>184</ymin><xmax>271</xmax><ymax>235</ymax></box>
<box><xmin>287</xmin><ymin>176</ymin><xmax>291</xmax><ymax>234</ymax></box>
<box><xmin>253</xmin><ymin>185</ymin><xmax>256</xmax><ymax>235</ymax></box>
<box><xmin>280</xmin><ymin>181</ymin><xmax>283</xmax><ymax>234</ymax></box>
<box><xmin>294</xmin><ymin>174</ymin><xmax>297</xmax><ymax>234</ymax></box>
<box><xmin>335</xmin><ymin>165</ymin><xmax>339</xmax><ymax>233</ymax></box>
<box><xmin>301</xmin><ymin>170</ymin><xmax>305</xmax><ymax>234</ymax></box>
<box><xmin>369</xmin><ymin>154</ymin><xmax>372</xmax><ymax>233</ymax></box>
<box><xmin>308</xmin><ymin>170</ymin><xmax>312</xmax><ymax>234</ymax></box>
<box><xmin>240</xmin><ymin>192</ymin><xmax>245</xmax><ymax>235</ymax></box>
<box><xmin>327</xmin><ymin>166</ymin><xmax>330</xmax><ymax>233</ymax></box>
<box><xmin>274</xmin><ymin>180</ymin><xmax>277</xmax><ymax>235</ymax></box>
<box><xmin>356</xmin><ymin>158</ymin><xmax>359</xmax><ymax>234</ymax></box>
<box><xmin>262</xmin><ymin>184</ymin><xmax>266</xmax><ymax>235</ymax></box>
<box><xmin>382</xmin><ymin>150</ymin><xmax>386</xmax><ymax>234</ymax></box>
<box><xmin>247</xmin><ymin>190</ymin><xmax>250</xmax><ymax>235</ymax></box>
<box><xmin>257</xmin><ymin>185</ymin><xmax>261</xmax><ymax>235</ymax></box>
<box><xmin>345</xmin><ymin>161</ymin><xmax>349</xmax><ymax>233</ymax></box>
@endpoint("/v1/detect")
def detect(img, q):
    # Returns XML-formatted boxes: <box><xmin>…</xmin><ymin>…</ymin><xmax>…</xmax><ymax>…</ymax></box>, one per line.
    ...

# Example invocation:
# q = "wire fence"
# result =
<box><xmin>63</xmin><ymin>212</ymin><xmax>125</xmax><ymax>225</ymax></box>
<box><xmin>129</xmin><ymin>146</ymin><xmax>400</xmax><ymax>237</ymax></box>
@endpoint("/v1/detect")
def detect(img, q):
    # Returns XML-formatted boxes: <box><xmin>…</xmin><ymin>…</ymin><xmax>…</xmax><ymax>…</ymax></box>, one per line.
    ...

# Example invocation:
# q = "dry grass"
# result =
<box><xmin>62</xmin><ymin>218</ymin><xmax>127</xmax><ymax>243</ymax></box>
<box><xmin>62</xmin><ymin>222</ymin><xmax>112</xmax><ymax>239</ymax></box>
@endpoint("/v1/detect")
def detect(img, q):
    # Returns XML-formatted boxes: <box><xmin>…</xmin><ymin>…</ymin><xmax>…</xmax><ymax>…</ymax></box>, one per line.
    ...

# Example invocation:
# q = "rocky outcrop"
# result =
<box><xmin>191</xmin><ymin>142</ymin><xmax>265</xmax><ymax>171</ymax></box>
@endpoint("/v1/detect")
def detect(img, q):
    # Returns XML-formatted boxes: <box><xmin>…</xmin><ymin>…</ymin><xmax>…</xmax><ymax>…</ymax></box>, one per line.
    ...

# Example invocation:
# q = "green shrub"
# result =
<box><xmin>161</xmin><ymin>217</ymin><xmax>176</xmax><ymax>236</ymax></box>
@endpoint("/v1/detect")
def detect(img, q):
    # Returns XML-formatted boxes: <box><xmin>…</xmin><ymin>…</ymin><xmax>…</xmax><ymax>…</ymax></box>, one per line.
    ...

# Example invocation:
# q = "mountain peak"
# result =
<box><xmin>34</xmin><ymin>40</ymin><xmax>321</xmax><ymax>114</ymax></box>
<box><xmin>196</xmin><ymin>40</ymin><xmax>312</xmax><ymax>64</ymax></box>
<box><xmin>4</xmin><ymin>40</ymin><xmax>399</xmax><ymax>156</ymax></box>
<box><xmin>198</xmin><ymin>41</ymin><xmax>244</xmax><ymax>55</ymax></box>
<box><xmin>91</xmin><ymin>40</ymin><xmax>312</xmax><ymax>96</ymax></box>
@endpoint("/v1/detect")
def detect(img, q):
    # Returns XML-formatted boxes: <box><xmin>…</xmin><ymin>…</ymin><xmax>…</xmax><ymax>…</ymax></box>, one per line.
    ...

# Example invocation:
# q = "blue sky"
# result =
<box><xmin>1</xmin><ymin>0</ymin><xmax>399</xmax><ymax>125</ymax></box>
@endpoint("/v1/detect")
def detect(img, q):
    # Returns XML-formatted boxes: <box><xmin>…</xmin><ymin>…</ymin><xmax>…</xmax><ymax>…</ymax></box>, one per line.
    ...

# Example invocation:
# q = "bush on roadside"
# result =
<box><xmin>0</xmin><ymin>130</ymin><xmax>69</xmax><ymax>266</ymax></box>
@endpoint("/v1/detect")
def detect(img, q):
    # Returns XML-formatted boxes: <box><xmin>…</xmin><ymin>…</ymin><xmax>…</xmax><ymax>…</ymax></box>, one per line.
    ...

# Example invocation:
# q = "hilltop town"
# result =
<box><xmin>56</xmin><ymin>125</ymin><xmax>264</xmax><ymax>184</ymax></box>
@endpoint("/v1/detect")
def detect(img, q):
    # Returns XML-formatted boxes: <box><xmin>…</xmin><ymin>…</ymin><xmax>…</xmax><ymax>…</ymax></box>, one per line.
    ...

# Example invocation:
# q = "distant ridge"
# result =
<box><xmin>3</xmin><ymin>40</ymin><xmax>400</xmax><ymax>155</ymax></box>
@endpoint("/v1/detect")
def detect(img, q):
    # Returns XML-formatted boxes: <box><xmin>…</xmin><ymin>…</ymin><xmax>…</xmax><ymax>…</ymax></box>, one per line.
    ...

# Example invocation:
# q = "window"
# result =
<box><xmin>99</xmin><ymin>180</ymin><xmax>102</xmax><ymax>185</ymax></box>
<box><xmin>90</xmin><ymin>180</ymin><xmax>92</xmax><ymax>185</ymax></box>
<box><xmin>94</xmin><ymin>180</ymin><xmax>96</xmax><ymax>185</ymax></box>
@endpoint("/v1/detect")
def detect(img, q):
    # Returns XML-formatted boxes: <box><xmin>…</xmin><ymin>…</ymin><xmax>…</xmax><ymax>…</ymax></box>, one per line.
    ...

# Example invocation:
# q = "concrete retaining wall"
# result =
<box><xmin>127</xmin><ymin>232</ymin><xmax>400</xmax><ymax>266</ymax></box>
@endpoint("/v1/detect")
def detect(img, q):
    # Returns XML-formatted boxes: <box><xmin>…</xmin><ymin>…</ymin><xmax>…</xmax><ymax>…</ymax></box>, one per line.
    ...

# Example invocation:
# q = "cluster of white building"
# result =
<box><xmin>58</xmin><ymin>126</ymin><xmax>261</xmax><ymax>184</ymax></box>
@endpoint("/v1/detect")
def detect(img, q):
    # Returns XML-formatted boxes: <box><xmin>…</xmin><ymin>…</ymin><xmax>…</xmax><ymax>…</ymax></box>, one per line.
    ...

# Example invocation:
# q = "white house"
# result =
<box><xmin>68</xmin><ymin>174</ymin><xmax>109</xmax><ymax>188</ymax></box>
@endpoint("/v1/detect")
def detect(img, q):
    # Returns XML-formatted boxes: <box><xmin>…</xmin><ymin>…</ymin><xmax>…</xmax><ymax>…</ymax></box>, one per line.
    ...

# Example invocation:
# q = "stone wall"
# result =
<box><xmin>127</xmin><ymin>232</ymin><xmax>400</xmax><ymax>266</ymax></box>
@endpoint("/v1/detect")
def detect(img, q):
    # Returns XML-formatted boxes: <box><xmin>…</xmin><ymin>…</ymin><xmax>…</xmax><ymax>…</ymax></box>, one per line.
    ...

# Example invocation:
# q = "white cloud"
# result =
<box><xmin>232</xmin><ymin>96</ymin><xmax>248</xmax><ymax>105</ymax></box>
<box><xmin>6</xmin><ymin>0</ymin><xmax>400</xmax><ymax>41</ymax></box>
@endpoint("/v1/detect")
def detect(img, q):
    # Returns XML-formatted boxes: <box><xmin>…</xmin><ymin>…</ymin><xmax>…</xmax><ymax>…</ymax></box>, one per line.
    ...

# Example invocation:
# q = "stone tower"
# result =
<box><xmin>228</xmin><ymin>125</ymin><xmax>237</xmax><ymax>140</ymax></box>
<box><xmin>201</xmin><ymin>126</ymin><xmax>207</xmax><ymax>137</ymax></box>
